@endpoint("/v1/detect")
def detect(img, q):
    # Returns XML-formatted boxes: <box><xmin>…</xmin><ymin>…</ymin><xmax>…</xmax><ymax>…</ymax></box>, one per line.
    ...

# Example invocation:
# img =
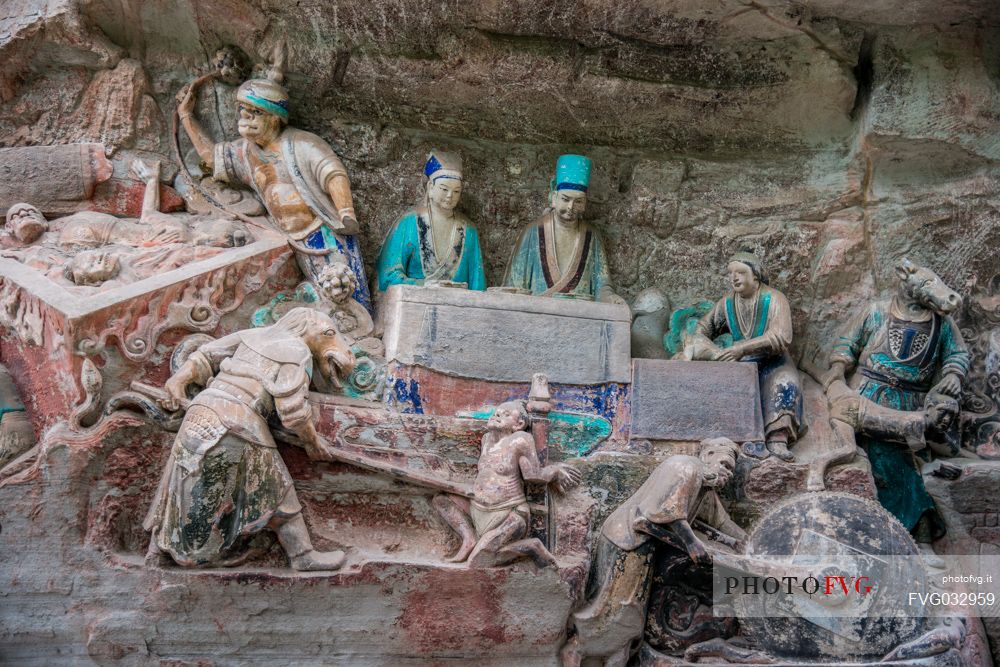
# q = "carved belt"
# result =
<box><xmin>208</xmin><ymin>378</ymin><xmax>268</xmax><ymax>414</ymax></box>
<box><xmin>859</xmin><ymin>368</ymin><xmax>929</xmax><ymax>393</ymax></box>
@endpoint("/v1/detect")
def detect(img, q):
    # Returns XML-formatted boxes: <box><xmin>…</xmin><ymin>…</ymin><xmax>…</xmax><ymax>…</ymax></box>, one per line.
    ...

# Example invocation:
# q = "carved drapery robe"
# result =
<box><xmin>504</xmin><ymin>212</ymin><xmax>611</xmax><ymax>299</ymax></box>
<box><xmin>830</xmin><ymin>299</ymin><xmax>970</xmax><ymax>537</ymax></box>
<box><xmin>375</xmin><ymin>208</ymin><xmax>486</xmax><ymax>291</ymax></box>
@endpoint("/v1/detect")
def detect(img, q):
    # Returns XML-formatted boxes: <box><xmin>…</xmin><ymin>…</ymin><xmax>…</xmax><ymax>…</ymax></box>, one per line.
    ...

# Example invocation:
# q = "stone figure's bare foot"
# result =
<box><xmin>499</xmin><ymin>538</ymin><xmax>557</xmax><ymax>569</ymax></box>
<box><xmin>446</xmin><ymin>538</ymin><xmax>476</xmax><ymax>563</ymax></box>
<box><xmin>290</xmin><ymin>549</ymin><xmax>346</xmax><ymax>571</ymax></box>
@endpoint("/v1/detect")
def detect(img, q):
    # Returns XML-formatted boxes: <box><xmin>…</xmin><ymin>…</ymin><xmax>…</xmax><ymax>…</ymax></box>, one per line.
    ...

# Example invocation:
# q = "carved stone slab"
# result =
<box><xmin>630</xmin><ymin>359</ymin><xmax>764</xmax><ymax>442</ymax></box>
<box><xmin>380</xmin><ymin>285</ymin><xmax>632</xmax><ymax>384</ymax></box>
<box><xmin>0</xmin><ymin>144</ymin><xmax>112</xmax><ymax>215</ymax></box>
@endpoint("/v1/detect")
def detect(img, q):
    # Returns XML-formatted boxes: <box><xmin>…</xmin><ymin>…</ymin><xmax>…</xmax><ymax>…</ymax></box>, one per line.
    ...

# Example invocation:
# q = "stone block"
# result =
<box><xmin>0</xmin><ymin>143</ymin><xmax>111</xmax><ymax>215</ymax></box>
<box><xmin>380</xmin><ymin>285</ymin><xmax>631</xmax><ymax>384</ymax></box>
<box><xmin>629</xmin><ymin>359</ymin><xmax>764</xmax><ymax>442</ymax></box>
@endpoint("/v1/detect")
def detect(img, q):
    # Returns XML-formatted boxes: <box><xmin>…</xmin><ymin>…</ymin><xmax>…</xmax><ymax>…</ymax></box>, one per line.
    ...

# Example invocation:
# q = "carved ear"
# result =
<box><xmin>895</xmin><ymin>258</ymin><xmax>916</xmax><ymax>280</ymax></box>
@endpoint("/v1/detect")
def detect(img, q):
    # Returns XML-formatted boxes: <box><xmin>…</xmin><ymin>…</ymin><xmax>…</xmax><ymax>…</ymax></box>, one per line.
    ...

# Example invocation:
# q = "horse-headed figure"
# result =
<box><xmin>825</xmin><ymin>258</ymin><xmax>970</xmax><ymax>544</ymax></box>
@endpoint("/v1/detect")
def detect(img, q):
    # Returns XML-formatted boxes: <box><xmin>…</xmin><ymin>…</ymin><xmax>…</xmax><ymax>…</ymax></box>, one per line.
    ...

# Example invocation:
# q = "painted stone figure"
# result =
<box><xmin>177</xmin><ymin>43</ymin><xmax>371</xmax><ymax>310</ymax></box>
<box><xmin>504</xmin><ymin>155</ymin><xmax>624</xmax><ymax>304</ymax></box>
<box><xmin>2</xmin><ymin>160</ymin><xmax>249</xmax><ymax>288</ymax></box>
<box><xmin>693</xmin><ymin>252</ymin><xmax>804</xmax><ymax>461</ymax></box>
<box><xmin>376</xmin><ymin>151</ymin><xmax>486</xmax><ymax>291</ymax></box>
<box><xmin>143</xmin><ymin>308</ymin><xmax>356</xmax><ymax>570</ymax></box>
<box><xmin>433</xmin><ymin>400</ymin><xmax>581</xmax><ymax>568</ymax></box>
<box><xmin>825</xmin><ymin>259</ymin><xmax>970</xmax><ymax>542</ymax></box>
<box><xmin>561</xmin><ymin>438</ymin><xmax>745</xmax><ymax>667</ymax></box>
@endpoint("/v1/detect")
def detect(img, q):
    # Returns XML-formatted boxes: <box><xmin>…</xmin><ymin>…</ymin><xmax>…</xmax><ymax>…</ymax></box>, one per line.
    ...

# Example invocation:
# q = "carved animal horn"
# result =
<box><xmin>266</xmin><ymin>40</ymin><xmax>287</xmax><ymax>85</ymax></box>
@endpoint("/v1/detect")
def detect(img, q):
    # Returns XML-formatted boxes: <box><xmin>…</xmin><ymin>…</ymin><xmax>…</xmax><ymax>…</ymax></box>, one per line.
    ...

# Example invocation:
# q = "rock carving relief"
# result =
<box><xmin>0</xmin><ymin>13</ymin><xmax>998</xmax><ymax>667</ymax></box>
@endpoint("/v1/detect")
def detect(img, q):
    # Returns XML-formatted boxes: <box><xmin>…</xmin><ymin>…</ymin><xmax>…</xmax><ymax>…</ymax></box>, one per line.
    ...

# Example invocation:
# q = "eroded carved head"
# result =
<box><xmin>66</xmin><ymin>250</ymin><xmax>120</xmax><ymax>286</ymax></box>
<box><xmin>487</xmin><ymin>400</ymin><xmax>529</xmax><ymax>434</ymax></box>
<box><xmin>316</xmin><ymin>261</ymin><xmax>358</xmax><ymax>304</ymax></box>
<box><xmin>699</xmin><ymin>437</ymin><xmax>739</xmax><ymax>488</ymax></box>
<box><xmin>4</xmin><ymin>203</ymin><xmax>48</xmax><ymax>244</ymax></box>
<box><xmin>894</xmin><ymin>258</ymin><xmax>963</xmax><ymax>315</ymax></box>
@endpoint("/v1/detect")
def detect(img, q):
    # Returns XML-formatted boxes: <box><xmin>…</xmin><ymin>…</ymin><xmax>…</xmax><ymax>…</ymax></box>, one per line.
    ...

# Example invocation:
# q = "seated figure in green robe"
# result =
<box><xmin>376</xmin><ymin>151</ymin><xmax>486</xmax><ymax>291</ymax></box>
<box><xmin>504</xmin><ymin>154</ymin><xmax>624</xmax><ymax>305</ymax></box>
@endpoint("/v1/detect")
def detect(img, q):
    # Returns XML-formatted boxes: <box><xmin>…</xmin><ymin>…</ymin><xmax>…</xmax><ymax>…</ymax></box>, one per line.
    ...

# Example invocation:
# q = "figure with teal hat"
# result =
<box><xmin>176</xmin><ymin>41</ymin><xmax>372</xmax><ymax>311</ymax></box>
<box><xmin>692</xmin><ymin>252</ymin><xmax>805</xmax><ymax>462</ymax></box>
<box><xmin>504</xmin><ymin>155</ymin><xmax>624</xmax><ymax>304</ymax></box>
<box><xmin>376</xmin><ymin>150</ymin><xmax>486</xmax><ymax>291</ymax></box>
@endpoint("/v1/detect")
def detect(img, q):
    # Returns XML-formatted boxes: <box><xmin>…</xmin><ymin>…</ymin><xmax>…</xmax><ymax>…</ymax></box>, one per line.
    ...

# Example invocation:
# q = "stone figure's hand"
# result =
<box><xmin>688</xmin><ymin>541</ymin><xmax>713</xmax><ymax>567</ymax></box>
<box><xmin>551</xmin><ymin>463</ymin><xmax>582</xmax><ymax>493</ymax></box>
<box><xmin>715</xmin><ymin>344</ymin><xmax>742</xmax><ymax>362</ymax></box>
<box><xmin>161</xmin><ymin>374</ymin><xmax>189</xmax><ymax>412</ymax></box>
<box><xmin>177</xmin><ymin>83</ymin><xmax>196</xmax><ymax>117</ymax></box>
<box><xmin>306</xmin><ymin>435</ymin><xmax>339</xmax><ymax>462</ymax></box>
<box><xmin>932</xmin><ymin>373</ymin><xmax>962</xmax><ymax>398</ymax></box>
<box><xmin>131</xmin><ymin>159</ymin><xmax>160</xmax><ymax>182</ymax></box>
<box><xmin>821</xmin><ymin>361</ymin><xmax>848</xmax><ymax>391</ymax></box>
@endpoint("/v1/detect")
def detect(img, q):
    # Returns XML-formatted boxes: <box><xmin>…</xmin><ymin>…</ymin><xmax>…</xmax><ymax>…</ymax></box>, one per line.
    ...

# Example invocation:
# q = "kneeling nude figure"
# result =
<box><xmin>433</xmin><ymin>400</ymin><xmax>581</xmax><ymax>568</ymax></box>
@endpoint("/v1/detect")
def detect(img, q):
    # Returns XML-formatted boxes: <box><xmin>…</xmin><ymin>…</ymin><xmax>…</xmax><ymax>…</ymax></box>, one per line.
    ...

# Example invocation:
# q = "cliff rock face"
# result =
<box><xmin>1</xmin><ymin>0</ymin><xmax>998</xmax><ymax>662</ymax></box>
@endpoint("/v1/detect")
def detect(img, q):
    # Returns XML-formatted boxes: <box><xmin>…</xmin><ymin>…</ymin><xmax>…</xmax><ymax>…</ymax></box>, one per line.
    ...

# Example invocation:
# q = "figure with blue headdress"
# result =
<box><xmin>177</xmin><ymin>42</ymin><xmax>372</xmax><ymax>311</ymax></box>
<box><xmin>376</xmin><ymin>151</ymin><xmax>486</xmax><ymax>292</ymax></box>
<box><xmin>504</xmin><ymin>155</ymin><xmax>623</xmax><ymax>304</ymax></box>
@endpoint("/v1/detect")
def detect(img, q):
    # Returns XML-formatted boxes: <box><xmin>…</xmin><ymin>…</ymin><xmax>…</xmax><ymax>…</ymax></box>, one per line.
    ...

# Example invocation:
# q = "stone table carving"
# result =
<box><xmin>376</xmin><ymin>150</ymin><xmax>486</xmax><ymax>292</ymax></box>
<box><xmin>691</xmin><ymin>252</ymin><xmax>805</xmax><ymax>462</ymax></box>
<box><xmin>433</xmin><ymin>400</ymin><xmax>580</xmax><ymax>568</ymax></box>
<box><xmin>504</xmin><ymin>154</ymin><xmax>624</xmax><ymax>305</ymax></box>
<box><xmin>824</xmin><ymin>258</ymin><xmax>970</xmax><ymax>545</ymax></box>
<box><xmin>143</xmin><ymin>307</ymin><xmax>357</xmax><ymax>571</ymax></box>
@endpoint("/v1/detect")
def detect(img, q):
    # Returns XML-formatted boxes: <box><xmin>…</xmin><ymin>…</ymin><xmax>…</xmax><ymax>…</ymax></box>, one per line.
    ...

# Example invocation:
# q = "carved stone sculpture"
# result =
<box><xmin>253</xmin><ymin>261</ymin><xmax>383</xmax><ymax>358</ymax></box>
<box><xmin>177</xmin><ymin>42</ymin><xmax>372</xmax><ymax>310</ymax></box>
<box><xmin>376</xmin><ymin>151</ymin><xmax>486</xmax><ymax>292</ymax></box>
<box><xmin>504</xmin><ymin>155</ymin><xmax>624</xmax><ymax>304</ymax></box>
<box><xmin>432</xmin><ymin>400</ymin><xmax>581</xmax><ymax>568</ymax></box>
<box><xmin>1</xmin><ymin>159</ymin><xmax>250</xmax><ymax>289</ymax></box>
<box><xmin>561</xmin><ymin>437</ymin><xmax>745</xmax><ymax>667</ymax></box>
<box><xmin>630</xmin><ymin>287</ymin><xmax>671</xmax><ymax>359</ymax></box>
<box><xmin>824</xmin><ymin>259</ymin><xmax>970</xmax><ymax>543</ymax></box>
<box><xmin>691</xmin><ymin>252</ymin><xmax>805</xmax><ymax>461</ymax></box>
<box><xmin>143</xmin><ymin>307</ymin><xmax>357</xmax><ymax>570</ymax></box>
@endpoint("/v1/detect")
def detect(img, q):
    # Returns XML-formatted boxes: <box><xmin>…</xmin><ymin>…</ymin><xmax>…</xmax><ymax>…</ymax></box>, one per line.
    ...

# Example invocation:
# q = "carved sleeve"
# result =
<box><xmin>192</xmin><ymin>332</ymin><xmax>245</xmax><ymax>376</ymax></box>
<box><xmin>375</xmin><ymin>213</ymin><xmax>421</xmax><ymax>291</ymax></box>
<box><xmin>830</xmin><ymin>303</ymin><xmax>879</xmax><ymax>370</ymax></box>
<box><xmin>939</xmin><ymin>316</ymin><xmax>971</xmax><ymax>380</ymax></box>
<box><xmin>273</xmin><ymin>363</ymin><xmax>314</xmax><ymax>434</ymax></box>
<box><xmin>694</xmin><ymin>298</ymin><xmax>729</xmax><ymax>341</ymax></box>
<box><xmin>212</xmin><ymin>140</ymin><xmax>250</xmax><ymax>187</ymax></box>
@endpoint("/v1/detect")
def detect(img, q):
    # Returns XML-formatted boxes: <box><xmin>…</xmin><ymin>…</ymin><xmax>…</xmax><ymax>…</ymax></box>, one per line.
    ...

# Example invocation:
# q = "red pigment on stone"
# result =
<box><xmin>398</xmin><ymin>569</ymin><xmax>512</xmax><ymax>652</ymax></box>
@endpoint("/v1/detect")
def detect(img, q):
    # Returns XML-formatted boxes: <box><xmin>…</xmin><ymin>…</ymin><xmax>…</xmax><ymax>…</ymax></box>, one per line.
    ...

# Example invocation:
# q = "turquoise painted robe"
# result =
<box><xmin>376</xmin><ymin>209</ymin><xmax>486</xmax><ymax>291</ymax></box>
<box><xmin>504</xmin><ymin>212</ymin><xmax>612</xmax><ymax>300</ymax></box>
<box><xmin>831</xmin><ymin>300</ymin><xmax>970</xmax><ymax>537</ymax></box>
